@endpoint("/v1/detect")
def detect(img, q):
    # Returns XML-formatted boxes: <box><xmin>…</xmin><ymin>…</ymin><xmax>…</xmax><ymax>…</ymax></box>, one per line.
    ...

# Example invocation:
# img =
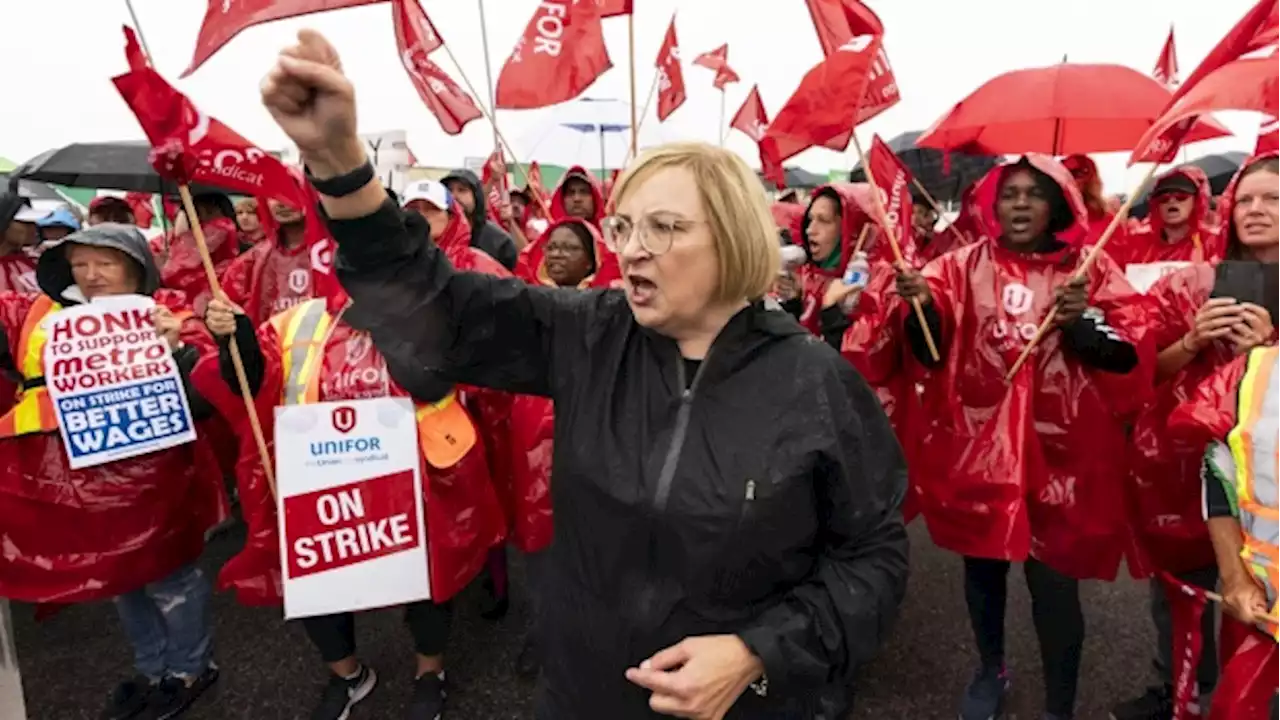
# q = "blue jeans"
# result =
<box><xmin>113</xmin><ymin>565</ymin><xmax>213</xmax><ymax>679</ymax></box>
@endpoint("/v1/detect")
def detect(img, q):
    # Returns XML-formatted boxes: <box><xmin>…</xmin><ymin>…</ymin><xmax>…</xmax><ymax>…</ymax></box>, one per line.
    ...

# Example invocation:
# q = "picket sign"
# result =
<box><xmin>41</xmin><ymin>294</ymin><xmax>196</xmax><ymax>470</ymax></box>
<box><xmin>275</xmin><ymin>397</ymin><xmax>429</xmax><ymax>619</ymax></box>
<box><xmin>1125</xmin><ymin>261</ymin><xmax>1193</xmax><ymax>294</ymax></box>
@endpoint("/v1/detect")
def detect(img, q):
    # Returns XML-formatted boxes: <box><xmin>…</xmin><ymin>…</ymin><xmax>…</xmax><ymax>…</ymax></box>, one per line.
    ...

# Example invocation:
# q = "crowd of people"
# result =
<box><xmin>0</xmin><ymin>26</ymin><xmax>1276</xmax><ymax>720</ymax></box>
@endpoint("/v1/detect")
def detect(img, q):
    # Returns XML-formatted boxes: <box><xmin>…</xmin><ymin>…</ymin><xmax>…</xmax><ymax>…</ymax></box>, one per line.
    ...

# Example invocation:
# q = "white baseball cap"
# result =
<box><xmin>12</xmin><ymin>203</ymin><xmax>46</xmax><ymax>224</ymax></box>
<box><xmin>401</xmin><ymin>179</ymin><xmax>452</xmax><ymax>211</ymax></box>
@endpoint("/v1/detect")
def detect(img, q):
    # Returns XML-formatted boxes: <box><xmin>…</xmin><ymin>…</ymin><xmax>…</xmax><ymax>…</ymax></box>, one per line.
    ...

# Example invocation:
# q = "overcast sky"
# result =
<box><xmin>0</xmin><ymin>0</ymin><xmax>1267</xmax><ymax>193</ymax></box>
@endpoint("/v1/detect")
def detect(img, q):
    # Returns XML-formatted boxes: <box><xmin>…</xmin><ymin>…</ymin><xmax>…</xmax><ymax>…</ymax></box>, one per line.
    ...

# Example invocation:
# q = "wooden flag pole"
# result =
<box><xmin>1003</xmin><ymin>161</ymin><xmax>1162</xmax><ymax>380</ymax></box>
<box><xmin>124</xmin><ymin>0</ymin><xmax>276</xmax><ymax>495</ymax></box>
<box><xmin>910</xmin><ymin>176</ymin><xmax>970</xmax><ymax>246</ymax></box>
<box><xmin>851</xmin><ymin>134</ymin><xmax>941</xmax><ymax>362</ymax></box>
<box><xmin>628</xmin><ymin>14</ymin><xmax>639</xmax><ymax>158</ymax></box>
<box><xmin>177</xmin><ymin>186</ymin><xmax>276</xmax><ymax>495</ymax></box>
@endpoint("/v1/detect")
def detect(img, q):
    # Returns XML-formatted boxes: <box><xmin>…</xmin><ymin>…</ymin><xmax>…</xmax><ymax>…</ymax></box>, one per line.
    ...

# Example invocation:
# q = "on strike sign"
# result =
<box><xmin>275</xmin><ymin>396</ymin><xmax>428</xmax><ymax>619</ymax></box>
<box><xmin>42</xmin><ymin>295</ymin><xmax>196</xmax><ymax>469</ymax></box>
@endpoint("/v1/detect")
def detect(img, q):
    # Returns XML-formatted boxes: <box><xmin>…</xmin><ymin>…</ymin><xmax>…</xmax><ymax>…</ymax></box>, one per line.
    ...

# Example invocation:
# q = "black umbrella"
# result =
<box><xmin>14</xmin><ymin>141</ymin><xmax>224</xmax><ymax>195</ymax></box>
<box><xmin>1129</xmin><ymin>151</ymin><xmax>1249</xmax><ymax>218</ymax></box>
<box><xmin>0</xmin><ymin>173</ymin><xmax>71</xmax><ymax>202</ymax></box>
<box><xmin>849</xmin><ymin>130</ymin><xmax>999</xmax><ymax>205</ymax></box>
<box><xmin>758</xmin><ymin>166</ymin><xmax>830</xmax><ymax>192</ymax></box>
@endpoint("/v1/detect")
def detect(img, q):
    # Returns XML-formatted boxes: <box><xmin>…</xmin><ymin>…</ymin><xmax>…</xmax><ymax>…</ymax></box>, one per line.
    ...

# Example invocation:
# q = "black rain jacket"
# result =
<box><xmin>441</xmin><ymin>167</ymin><xmax>519</xmax><ymax>271</ymax></box>
<box><xmin>331</xmin><ymin>200</ymin><xmax>909</xmax><ymax>719</ymax></box>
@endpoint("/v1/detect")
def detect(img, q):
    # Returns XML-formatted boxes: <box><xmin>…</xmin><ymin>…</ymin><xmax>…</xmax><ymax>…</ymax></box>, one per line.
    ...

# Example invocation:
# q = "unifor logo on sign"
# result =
<box><xmin>332</xmin><ymin>406</ymin><xmax>357</xmax><ymax>434</ymax></box>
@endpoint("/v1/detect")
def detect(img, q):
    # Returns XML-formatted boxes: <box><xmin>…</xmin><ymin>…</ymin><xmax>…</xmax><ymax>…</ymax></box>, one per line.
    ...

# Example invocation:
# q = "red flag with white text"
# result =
<box><xmin>183</xmin><ymin>0</ymin><xmax>384</xmax><ymax>77</ymax></box>
<box><xmin>731</xmin><ymin>85</ymin><xmax>785</xmax><ymax>188</ymax></box>
<box><xmin>1131</xmin><ymin>0</ymin><xmax>1279</xmax><ymax>163</ymax></box>
<box><xmin>496</xmin><ymin>0</ymin><xmax>612</xmax><ymax>109</ymax></box>
<box><xmin>1159</xmin><ymin>573</ymin><xmax>1210</xmax><ymax>720</ymax></box>
<box><xmin>526</xmin><ymin>161</ymin><xmax>551</xmax><ymax>218</ymax></box>
<box><xmin>655</xmin><ymin>15</ymin><xmax>687</xmax><ymax>121</ymax></box>
<box><xmin>803</xmin><ymin>0</ymin><xmax>899</xmax><ymax>132</ymax></box>
<box><xmin>115</xmin><ymin>29</ymin><xmax>307</xmax><ymax>208</ymax></box>
<box><xmin>866</xmin><ymin>134</ymin><xmax>915</xmax><ymax>261</ymax></box>
<box><xmin>761</xmin><ymin>33</ymin><xmax>886</xmax><ymax>163</ymax></box>
<box><xmin>1154</xmin><ymin>25</ymin><xmax>1180</xmax><ymax>89</ymax></box>
<box><xmin>392</xmin><ymin>0</ymin><xmax>480</xmax><ymax>135</ymax></box>
<box><xmin>481</xmin><ymin>149</ymin><xmax>510</xmax><ymax>226</ymax></box>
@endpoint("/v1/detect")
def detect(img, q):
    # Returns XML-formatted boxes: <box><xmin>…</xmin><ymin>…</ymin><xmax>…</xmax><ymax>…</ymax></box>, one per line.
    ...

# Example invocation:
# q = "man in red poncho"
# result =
<box><xmin>896</xmin><ymin>155</ymin><xmax>1152</xmax><ymax>720</ymax></box>
<box><xmin>158</xmin><ymin>192</ymin><xmax>241</xmax><ymax>313</ymax></box>
<box><xmin>0</xmin><ymin>223</ymin><xmax>224</xmax><ymax>720</ymax></box>
<box><xmin>1114</xmin><ymin>152</ymin><xmax>1278</xmax><ymax>720</ymax></box>
<box><xmin>1109</xmin><ymin>166</ymin><xmax>1222</xmax><ymax>293</ymax></box>
<box><xmin>548</xmin><ymin>166</ymin><xmax>605</xmax><ymax>228</ymax></box>
<box><xmin>220</xmin><ymin>176</ymin><xmax>324</xmax><ymax>326</ymax></box>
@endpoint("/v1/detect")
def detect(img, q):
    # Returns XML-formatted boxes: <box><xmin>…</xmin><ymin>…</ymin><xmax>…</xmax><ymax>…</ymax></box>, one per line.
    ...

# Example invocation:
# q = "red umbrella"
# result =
<box><xmin>1132</xmin><ymin>55</ymin><xmax>1278</xmax><ymax>162</ymax></box>
<box><xmin>918</xmin><ymin>63</ymin><xmax>1232</xmax><ymax>156</ymax></box>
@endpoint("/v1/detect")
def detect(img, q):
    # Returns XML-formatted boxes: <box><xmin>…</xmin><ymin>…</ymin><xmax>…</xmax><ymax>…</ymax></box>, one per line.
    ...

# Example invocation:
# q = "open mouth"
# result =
<box><xmin>626</xmin><ymin>274</ymin><xmax>657</xmax><ymax>305</ymax></box>
<box><xmin>1009</xmin><ymin>214</ymin><xmax>1032</xmax><ymax>233</ymax></box>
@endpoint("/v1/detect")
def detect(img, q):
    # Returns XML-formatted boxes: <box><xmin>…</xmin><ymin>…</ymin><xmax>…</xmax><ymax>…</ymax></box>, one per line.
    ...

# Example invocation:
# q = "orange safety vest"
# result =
<box><xmin>0</xmin><ymin>296</ymin><xmax>195</xmax><ymax>439</ymax></box>
<box><xmin>274</xmin><ymin>299</ymin><xmax>476</xmax><ymax>469</ymax></box>
<box><xmin>0</xmin><ymin>296</ymin><xmax>61</xmax><ymax>437</ymax></box>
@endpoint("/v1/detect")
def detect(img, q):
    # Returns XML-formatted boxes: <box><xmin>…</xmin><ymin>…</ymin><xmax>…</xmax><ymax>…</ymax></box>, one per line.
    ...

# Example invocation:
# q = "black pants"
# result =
<box><xmin>963</xmin><ymin>556</ymin><xmax>1083</xmax><ymax>717</ymax></box>
<box><xmin>300</xmin><ymin>600</ymin><xmax>452</xmax><ymax>664</ymax></box>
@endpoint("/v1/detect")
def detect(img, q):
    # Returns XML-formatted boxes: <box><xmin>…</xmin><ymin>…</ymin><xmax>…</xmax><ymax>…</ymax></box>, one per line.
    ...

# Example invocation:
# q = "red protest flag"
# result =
<box><xmin>655</xmin><ymin>15</ymin><xmax>687</xmax><ymax>121</ymax></box>
<box><xmin>1158</xmin><ymin>573</ymin><xmax>1211</xmax><ymax>720</ymax></box>
<box><xmin>804</xmin><ymin>0</ymin><xmax>899</xmax><ymax>128</ymax></box>
<box><xmin>865</xmin><ymin>134</ymin><xmax>915</xmax><ymax>262</ymax></box>
<box><xmin>1257</xmin><ymin>114</ymin><xmax>1279</xmax><ymax>153</ymax></box>
<box><xmin>694</xmin><ymin>44</ymin><xmax>740</xmax><ymax>90</ymax></box>
<box><xmin>597</xmin><ymin>0</ymin><xmax>632</xmax><ymax>17</ymax></box>
<box><xmin>481</xmin><ymin>149</ymin><xmax>510</xmax><ymax>225</ymax></box>
<box><xmin>1154</xmin><ymin>25</ymin><xmax>1180</xmax><ymax>89</ymax></box>
<box><xmin>113</xmin><ymin>29</ymin><xmax>307</xmax><ymax>207</ymax></box>
<box><xmin>393</xmin><ymin>0</ymin><xmax>480</xmax><ymax>135</ymax></box>
<box><xmin>1212</xmin><ymin>618</ymin><xmax>1279</xmax><ymax>720</ymax></box>
<box><xmin>124</xmin><ymin>26</ymin><xmax>149</xmax><ymax>71</ymax></box>
<box><xmin>526</xmin><ymin>161</ymin><xmax>552</xmax><ymax>218</ymax></box>
<box><xmin>731</xmin><ymin>85</ymin><xmax>785</xmax><ymax>188</ymax></box>
<box><xmin>183</xmin><ymin>0</ymin><xmax>384</xmax><ymax>77</ymax></box>
<box><xmin>761</xmin><ymin>33</ymin><xmax>885</xmax><ymax>163</ymax></box>
<box><xmin>1131</xmin><ymin>0</ymin><xmax>1278</xmax><ymax>163</ymax></box>
<box><xmin>123</xmin><ymin>192</ymin><xmax>155</xmax><ymax>229</ymax></box>
<box><xmin>496</xmin><ymin>0</ymin><xmax>612</xmax><ymax>109</ymax></box>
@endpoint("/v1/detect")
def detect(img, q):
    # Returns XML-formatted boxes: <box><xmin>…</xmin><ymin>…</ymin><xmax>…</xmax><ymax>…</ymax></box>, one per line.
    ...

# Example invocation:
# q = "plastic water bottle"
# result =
<box><xmin>842</xmin><ymin>251</ymin><xmax>871</xmax><ymax>290</ymax></box>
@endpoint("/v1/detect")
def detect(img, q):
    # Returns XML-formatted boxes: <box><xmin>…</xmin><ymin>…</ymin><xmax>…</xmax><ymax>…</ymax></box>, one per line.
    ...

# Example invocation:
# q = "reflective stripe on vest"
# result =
<box><xmin>276</xmin><ymin>299</ymin><xmax>476</xmax><ymax>468</ymax></box>
<box><xmin>1228</xmin><ymin>345</ymin><xmax>1279</xmax><ymax>640</ymax></box>
<box><xmin>0</xmin><ymin>296</ymin><xmax>60</xmax><ymax>438</ymax></box>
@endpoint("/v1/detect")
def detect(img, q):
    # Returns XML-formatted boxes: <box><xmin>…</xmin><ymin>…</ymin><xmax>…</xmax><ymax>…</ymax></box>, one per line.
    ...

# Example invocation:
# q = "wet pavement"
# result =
<box><xmin>12</xmin><ymin>522</ymin><xmax>1155</xmax><ymax>719</ymax></box>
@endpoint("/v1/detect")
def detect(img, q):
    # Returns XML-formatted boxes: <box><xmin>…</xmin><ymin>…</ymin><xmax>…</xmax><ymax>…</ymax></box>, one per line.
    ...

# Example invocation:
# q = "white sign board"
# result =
<box><xmin>42</xmin><ymin>295</ymin><xmax>196</xmax><ymax>469</ymax></box>
<box><xmin>275</xmin><ymin>397</ymin><xmax>429</xmax><ymax>619</ymax></box>
<box><xmin>1126</xmin><ymin>261</ymin><xmax>1192</xmax><ymax>294</ymax></box>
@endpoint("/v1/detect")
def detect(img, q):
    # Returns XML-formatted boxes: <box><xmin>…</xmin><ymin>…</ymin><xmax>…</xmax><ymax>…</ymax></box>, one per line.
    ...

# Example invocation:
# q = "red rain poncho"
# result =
<box><xmin>795</xmin><ymin>183</ymin><xmax>905</xmax><ymax>336</ymax></box>
<box><xmin>1109</xmin><ymin>166</ymin><xmax>1223</xmax><ymax>268</ymax></box>
<box><xmin>902</xmin><ymin>155</ymin><xmax>1154</xmax><ymax>580</ymax></box>
<box><xmin>158</xmin><ymin>216</ymin><xmax>240</xmax><ymax>312</ymax></box>
<box><xmin>0</xmin><ymin>254</ymin><xmax>37</xmax><ymax>295</ymax></box>
<box><xmin>202</xmin><ymin>202</ymin><xmax>511</xmax><ymax>605</ymax></box>
<box><xmin>514</xmin><ymin>216</ymin><xmax>621</xmax><ymax>290</ymax></box>
<box><xmin>1061</xmin><ymin>154</ymin><xmax>1132</xmax><ymax>249</ymax></box>
<box><xmin>548</xmin><ymin>165</ymin><xmax>606</xmax><ymax>227</ymax></box>
<box><xmin>0</xmin><ymin>290</ymin><xmax>225</xmax><ymax>603</ymax></box>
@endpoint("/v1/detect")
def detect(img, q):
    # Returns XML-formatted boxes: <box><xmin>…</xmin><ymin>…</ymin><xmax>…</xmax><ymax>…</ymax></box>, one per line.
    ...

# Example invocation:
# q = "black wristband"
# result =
<box><xmin>306</xmin><ymin>160</ymin><xmax>375</xmax><ymax>198</ymax></box>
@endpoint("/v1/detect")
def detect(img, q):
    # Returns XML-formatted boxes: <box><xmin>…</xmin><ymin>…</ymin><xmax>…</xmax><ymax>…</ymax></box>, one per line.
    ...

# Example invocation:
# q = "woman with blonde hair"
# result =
<box><xmin>259</xmin><ymin>29</ymin><xmax>908</xmax><ymax>719</ymax></box>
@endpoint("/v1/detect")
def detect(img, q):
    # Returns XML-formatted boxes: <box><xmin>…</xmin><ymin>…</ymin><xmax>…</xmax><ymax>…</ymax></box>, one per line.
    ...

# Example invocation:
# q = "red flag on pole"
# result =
<box><xmin>183</xmin><ymin>0</ymin><xmax>384</xmax><ymax>77</ymax></box>
<box><xmin>1153</xmin><ymin>25</ymin><xmax>1181</xmax><ymax>89</ymax></box>
<box><xmin>526</xmin><ymin>161</ymin><xmax>551</xmax><ymax>219</ymax></box>
<box><xmin>761</xmin><ymin>32</ymin><xmax>886</xmax><ymax>163</ymax></box>
<box><xmin>655</xmin><ymin>15</ymin><xmax>687</xmax><ymax>121</ymax></box>
<box><xmin>1159</xmin><ymin>573</ymin><xmax>1211</xmax><ymax>720</ymax></box>
<box><xmin>803</xmin><ymin>0</ymin><xmax>900</xmax><ymax>128</ymax></box>
<box><xmin>865</xmin><ymin>134</ymin><xmax>916</xmax><ymax>264</ymax></box>
<box><xmin>596</xmin><ymin>0</ymin><xmax>633</xmax><ymax>17</ymax></box>
<box><xmin>1130</xmin><ymin>0</ymin><xmax>1278</xmax><ymax>163</ymax></box>
<box><xmin>481</xmin><ymin>150</ymin><xmax>510</xmax><ymax>226</ymax></box>
<box><xmin>496</xmin><ymin>1</ymin><xmax>612</xmax><ymax>109</ymax></box>
<box><xmin>694</xmin><ymin>44</ymin><xmax>740</xmax><ymax>90</ymax></box>
<box><xmin>731</xmin><ymin>85</ymin><xmax>785</xmax><ymax>189</ymax></box>
<box><xmin>392</xmin><ymin>0</ymin><xmax>481</xmax><ymax>135</ymax></box>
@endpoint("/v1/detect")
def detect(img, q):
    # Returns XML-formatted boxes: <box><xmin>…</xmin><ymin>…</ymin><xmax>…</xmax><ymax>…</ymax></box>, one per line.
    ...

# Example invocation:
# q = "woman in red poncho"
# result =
<box><xmin>0</xmin><ymin>223</ymin><xmax>224</xmax><ymax>719</ymax></box>
<box><xmin>1113</xmin><ymin>152</ymin><xmax>1278</xmax><ymax>719</ymax></box>
<box><xmin>896</xmin><ymin>155</ymin><xmax>1151</xmax><ymax>720</ymax></box>
<box><xmin>198</xmin><ymin>186</ymin><xmax>507</xmax><ymax>720</ymax></box>
<box><xmin>157</xmin><ymin>192</ymin><xmax>242</xmax><ymax>313</ymax></box>
<box><xmin>1062</xmin><ymin>154</ymin><xmax>1131</xmax><ymax>248</ymax></box>
<box><xmin>792</xmin><ymin>183</ymin><xmax>903</xmax><ymax>347</ymax></box>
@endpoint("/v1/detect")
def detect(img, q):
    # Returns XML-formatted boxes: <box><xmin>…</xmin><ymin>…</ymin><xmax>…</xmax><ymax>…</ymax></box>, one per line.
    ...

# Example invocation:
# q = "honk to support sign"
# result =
<box><xmin>275</xmin><ymin>396</ymin><xmax>429</xmax><ymax>619</ymax></box>
<box><xmin>42</xmin><ymin>295</ymin><xmax>196</xmax><ymax>469</ymax></box>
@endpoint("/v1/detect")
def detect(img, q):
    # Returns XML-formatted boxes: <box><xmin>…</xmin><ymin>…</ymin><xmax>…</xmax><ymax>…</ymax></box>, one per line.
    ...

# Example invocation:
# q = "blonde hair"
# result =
<box><xmin>613</xmin><ymin>142</ymin><xmax>779</xmax><ymax>303</ymax></box>
<box><xmin>234</xmin><ymin>197</ymin><xmax>258</xmax><ymax>213</ymax></box>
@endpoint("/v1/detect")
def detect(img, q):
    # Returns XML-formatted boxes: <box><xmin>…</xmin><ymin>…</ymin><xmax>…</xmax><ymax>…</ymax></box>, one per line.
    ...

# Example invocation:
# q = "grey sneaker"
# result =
<box><xmin>958</xmin><ymin>665</ymin><xmax>1010</xmax><ymax>720</ymax></box>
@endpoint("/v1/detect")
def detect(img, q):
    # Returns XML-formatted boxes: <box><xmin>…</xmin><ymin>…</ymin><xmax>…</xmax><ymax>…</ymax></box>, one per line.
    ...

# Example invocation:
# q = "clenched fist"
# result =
<box><xmin>261</xmin><ymin>29</ymin><xmax>365</xmax><ymax>179</ymax></box>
